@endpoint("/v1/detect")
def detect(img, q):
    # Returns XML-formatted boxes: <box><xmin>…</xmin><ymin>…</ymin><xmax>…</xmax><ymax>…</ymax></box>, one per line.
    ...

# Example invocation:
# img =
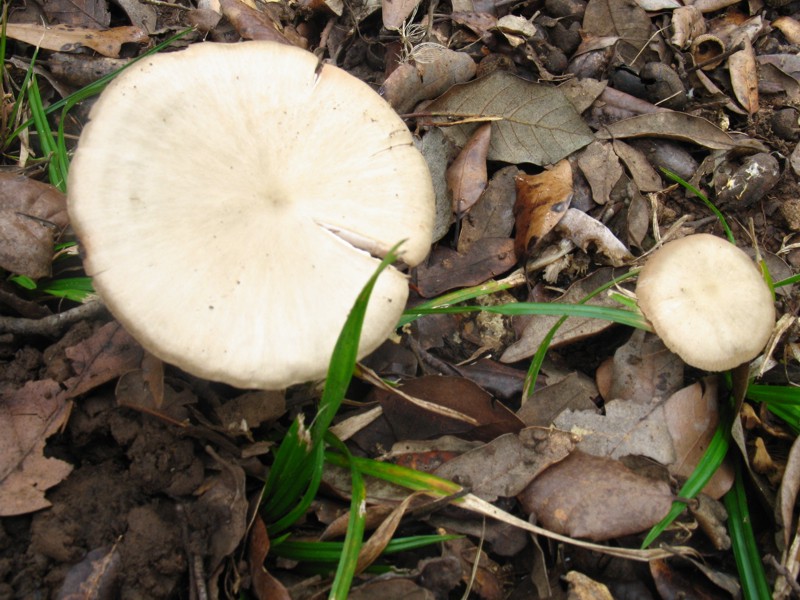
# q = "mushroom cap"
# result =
<box><xmin>636</xmin><ymin>233</ymin><xmax>775</xmax><ymax>371</ymax></box>
<box><xmin>68</xmin><ymin>41</ymin><xmax>435</xmax><ymax>389</ymax></box>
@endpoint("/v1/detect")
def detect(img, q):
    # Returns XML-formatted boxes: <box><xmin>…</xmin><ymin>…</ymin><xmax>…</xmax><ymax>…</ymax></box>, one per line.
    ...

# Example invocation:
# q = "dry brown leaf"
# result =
<box><xmin>555</xmin><ymin>208</ymin><xmax>634</xmax><ymax>266</ymax></box>
<box><xmin>447</xmin><ymin>123</ymin><xmax>492</xmax><ymax>214</ymax></box>
<box><xmin>0</xmin><ymin>380</ymin><xmax>73</xmax><ymax>516</ymax></box>
<box><xmin>581</xmin><ymin>0</ymin><xmax>653</xmax><ymax>67</ymax></box>
<box><xmin>62</xmin><ymin>322</ymin><xmax>144</xmax><ymax>400</ymax></box>
<box><xmin>577</xmin><ymin>142</ymin><xmax>622</xmax><ymax>205</ymax></box>
<box><xmin>381</xmin><ymin>49</ymin><xmax>477</xmax><ymax>114</ymax></box>
<box><xmin>458</xmin><ymin>166</ymin><xmax>518</xmax><ymax>253</ymax></box>
<box><xmin>434</xmin><ymin>429</ymin><xmax>574</xmax><ymax>501</ymax></box>
<box><xmin>38</xmin><ymin>0</ymin><xmax>112</xmax><ymax>27</ymax></box>
<box><xmin>501</xmin><ymin>268</ymin><xmax>621</xmax><ymax>363</ymax></box>
<box><xmin>427</xmin><ymin>71</ymin><xmax>594</xmax><ymax>165</ymax></box>
<box><xmin>350</xmin><ymin>579</ymin><xmax>436</xmax><ymax>599</ymax></box>
<box><xmin>664</xmin><ymin>380</ymin><xmax>733</xmax><ymax>499</ymax></box>
<box><xmin>382</xmin><ymin>0</ymin><xmax>422</xmax><ymax>30</ymax></box>
<box><xmin>249</xmin><ymin>515</ymin><xmax>290</xmax><ymax>600</ymax></box>
<box><xmin>415</xmin><ymin>237</ymin><xmax>516</xmax><ymax>298</ymax></box>
<box><xmin>518</xmin><ymin>450</ymin><xmax>672</xmax><ymax>540</ymax></box>
<box><xmin>728</xmin><ymin>36</ymin><xmax>759</xmax><ymax>114</ymax></box>
<box><xmin>219</xmin><ymin>0</ymin><xmax>300</xmax><ymax>45</ymax></box>
<box><xmin>670</xmin><ymin>5</ymin><xmax>706</xmax><ymax>48</ymax></box>
<box><xmin>0</xmin><ymin>174</ymin><xmax>68</xmax><ymax>279</ymax></box>
<box><xmin>554</xmin><ymin>396</ymin><xmax>676</xmax><ymax>464</ymax></box>
<box><xmin>375</xmin><ymin>375</ymin><xmax>524</xmax><ymax>442</ymax></box>
<box><xmin>597</xmin><ymin>112</ymin><xmax>767</xmax><ymax>151</ymax></box>
<box><xmin>513</xmin><ymin>159</ymin><xmax>573</xmax><ymax>259</ymax></box>
<box><xmin>612</xmin><ymin>139</ymin><xmax>662</xmax><ymax>192</ymax></box>
<box><xmin>607</xmin><ymin>330</ymin><xmax>684</xmax><ymax>405</ymax></box>
<box><xmin>518</xmin><ymin>371</ymin><xmax>599</xmax><ymax>426</ymax></box>
<box><xmin>778</xmin><ymin>435</ymin><xmax>800</xmax><ymax>549</ymax></box>
<box><xmin>4</xmin><ymin>23</ymin><xmax>147</xmax><ymax>58</ymax></box>
<box><xmin>57</xmin><ymin>544</ymin><xmax>121</xmax><ymax>599</ymax></box>
<box><xmin>773</xmin><ymin>16</ymin><xmax>800</xmax><ymax>44</ymax></box>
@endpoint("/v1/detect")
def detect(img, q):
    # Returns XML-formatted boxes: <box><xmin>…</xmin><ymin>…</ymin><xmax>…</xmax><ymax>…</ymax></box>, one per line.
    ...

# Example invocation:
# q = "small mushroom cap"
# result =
<box><xmin>68</xmin><ymin>41</ymin><xmax>435</xmax><ymax>389</ymax></box>
<box><xmin>636</xmin><ymin>233</ymin><xmax>775</xmax><ymax>371</ymax></box>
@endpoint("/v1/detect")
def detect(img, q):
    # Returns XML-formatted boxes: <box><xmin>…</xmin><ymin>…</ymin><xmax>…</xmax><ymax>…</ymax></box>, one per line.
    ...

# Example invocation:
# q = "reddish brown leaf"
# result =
<box><xmin>513</xmin><ymin>159</ymin><xmax>573</xmax><ymax>258</ymax></box>
<box><xmin>249</xmin><ymin>515</ymin><xmax>290</xmax><ymax>600</ymax></box>
<box><xmin>447</xmin><ymin>123</ymin><xmax>492</xmax><ymax>215</ymax></box>
<box><xmin>374</xmin><ymin>375</ymin><xmax>524</xmax><ymax>442</ymax></box>
<box><xmin>415</xmin><ymin>237</ymin><xmax>516</xmax><ymax>297</ymax></box>
<box><xmin>728</xmin><ymin>36</ymin><xmax>759</xmax><ymax>114</ymax></box>
<box><xmin>4</xmin><ymin>23</ymin><xmax>147</xmax><ymax>58</ymax></box>
<box><xmin>518</xmin><ymin>451</ymin><xmax>672</xmax><ymax>541</ymax></box>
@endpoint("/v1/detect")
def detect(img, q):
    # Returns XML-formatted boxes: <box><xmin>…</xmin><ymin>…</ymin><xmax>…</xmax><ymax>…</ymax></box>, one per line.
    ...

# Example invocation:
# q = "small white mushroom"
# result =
<box><xmin>67</xmin><ymin>41</ymin><xmax>435</xmax><ymax>389</ymax></box>
<box><xmin>635</xmin><ymin>233</ymin><xmax>775</xmax><ymax>371</ymax></box>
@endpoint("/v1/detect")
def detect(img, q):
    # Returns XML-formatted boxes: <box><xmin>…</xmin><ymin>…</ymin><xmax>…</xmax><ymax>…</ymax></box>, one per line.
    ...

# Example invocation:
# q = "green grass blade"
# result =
<box><xmin>774</xmin><ymin>273</ymin><xmax>800</xmax><ymax>288</ymax></box>
<box><xmin>328</xmin><ymin>438</ymin><xmax>366</xmax><ymax>599</ymax></box>
<box><xmin>746</xmin><ymin>383</ymin><xmax>800</xmax><ymax>433</ymax></box>
<box><xmin>405</xmin><ymin>302</ymin><xmax>651</xmax><ymax>330</ymax></box>
<box><xmin>725</xmin><ymin>461</ymin><xmax>771</xmax><ymax>599</ymax></box>
<box><xmin>661</xmin><ymin>168</ymin><xmax>734</xmax><ymax>243</ymax></box>
<box><xmin>271</xmin><ymin>535</ymin><xmax>460</xmax><ymax>562</ymax></box>
<box><xmin>641</xmin><ymin>404</ymin><xmax>733</xmax><ymax>548</ymax></box>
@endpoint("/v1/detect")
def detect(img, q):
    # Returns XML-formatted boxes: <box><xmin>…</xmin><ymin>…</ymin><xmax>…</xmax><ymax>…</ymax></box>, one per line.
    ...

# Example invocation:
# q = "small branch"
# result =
<box><xmin>0</xmin><ymin>301</ymin><xmax>108</xmax><ymax>337</ymax></box>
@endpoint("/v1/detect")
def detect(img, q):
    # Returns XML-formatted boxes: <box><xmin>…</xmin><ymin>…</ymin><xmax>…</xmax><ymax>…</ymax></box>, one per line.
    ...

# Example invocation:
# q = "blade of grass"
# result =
<box><xmin>725</xmin><ymin>460</ymin><xmax>771</xmax><ymax>599</ymax></box>
<box><xmin>746</xmin><ymin>383</ymin><xmax>800</xmax><ymax>433</ymax></box>
<box><xmin>263</xmin><ymin>244</ymin><xmax>404</xmax><ymax>534</ymax></box>
<box><xmin>406</xmin><ymin>302</ymin><xmax>651</xmax><ymax>331</ymax></box>
<box><xmin>271</xmin><ymin>534</ymin><xmax>460</xmax><ymax>562</ymax></box>
<box><xmin>327</xmin><ymin>436</ymin><xmax>367</xmax><ymax>600</ymax></box>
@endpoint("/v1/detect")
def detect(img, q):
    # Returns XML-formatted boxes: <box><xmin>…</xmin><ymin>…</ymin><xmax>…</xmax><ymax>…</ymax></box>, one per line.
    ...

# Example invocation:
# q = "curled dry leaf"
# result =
<box><xmin>612</xmin><ymin>139</ymin><xmax>662</xmax><ymax>193</ymax></box>
<box><xmin>555</xmin><ymin>208</ymin><xmax>634</xmax><ymax>266</ymax></box>
<box><xmin>518</xmin><ymin>450</ymin><xmax>672</xmax><ymax>541</ymax></box>
<box><xmin>381</xmin><ymin>49</ymin><xmax>477</xmax><ymax>114</ymax></box>
<box><xmin>427</xmin><ymin>70</ymin><xmax>594</xmax><ymax>165</ymax></box>
<box><xmin>447</xmin><ymin>122</ymin><xmax>492</xmax><ymax>214</ymax></box>
<box><xmin>4</xmin><ymin>23</ymin><xmax>148</xmax><ymax>58</ymax></box>
<box><xmin>0</xmin><ymin>174</ymin><xmax>69</xmax><ymax>279</ymax></box>
<box><xmin>219</xmin><ymin>0</ymin><xmax>299</xmax><ymax>45</ymax></box>
<box><xmin>670</xmin><ymin>5</ymin><xmax>706</xmax><ymax>48</ymax></box>
<box><xmin>728</xmin><ymin>36</ymin><xmax>759</xmax><ymax>114</ymax></box>
<box><xmin>773</xmin><ymin>16</ymin><xmax>800</xmax><ymax>44</ymax></box>
<box><xmin>249</xmin><ymin>515</ymin><xmax>291</xmax><ymax>600</ymax></box>
<box><xmin>382</xmin><ymin>0</ymin><xmax>422</xmax><ymax>30</ymax></box>
<box><xmin>581</xmin><ymin>0</ymin><xmax>653</xmax><ymax>67</ymax></box>
<box><xmin>513</xmin><ymin>159</ymin><xmax>573</xmax><ymax>259</ymax></box>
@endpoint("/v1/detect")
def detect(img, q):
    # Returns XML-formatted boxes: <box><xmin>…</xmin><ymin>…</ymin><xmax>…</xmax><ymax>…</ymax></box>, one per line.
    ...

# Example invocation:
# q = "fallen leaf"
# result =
<box><xmin>665</xmin><ymin>380</ymin><xmax>734</xmax><ymax>499</ymax></box>
<box><xmin>5</xmin><ymin>23</ymin><xmax>147</xmax><ymax>58</ymax></box>
<box><xmin>607</xmin><ymin>330</ymin><xmax>684</xmax><ymax>405</ymax></box>
<box><xmin>0</xmin><ymin>380</ymin><xmax>73</xmax><ymax>516</ymax></box>
<box><xmin>62</xmin><ymin>322</ymin><xmax>144</xmax><ymax>400</ymax></box>
<box><xmin>582</xmin><ymin>0</ymin><xmax>653</xmax><ymax>67</ymax></box>
<box><xmin>39</xmin><ymin>0</ymin><xmax>112</xmax><ymax>27</ymax></box>
<box><xmin>249</xmin><ymin>515</ymin><xmax>290</xmax><ymax>600</ymax></box>
<box><xmin>670</xmin><ymin>5</ymin><xmax>706</xmax><ymax>48</ymax></box>
<box><xmin>427</xmin><ymin>70</ymin><xmax>594</xmax><ymax>165</ymax></box>
<box><xmin>612</xmin><ymin>139</ymin><xmax>662</xmax><ymax>192</ymax></box>
<box><xmin>350</xmin><ymin>579</ymin><xmax>436</xmax><ymax>599</ymax></box>
<box><xmin>501</xmin><ymin>268</ymin><xmax>622</xmax><ymax>363</ymax></box>
<box><xmin>555</xmin><ymin>208</ymin><xmax>634</xmax><ymax>266</ymax></box>
<box><xmin>57</xmin><ymin>544</ymin><xmax>121</xmax><ymax>599</ymax></box>
<box><xmin>563</xmin><ymin>571</ymin><xmax>614</xmax><ymax>599</ymax></box>
<box><xmin>433</xmin><ymin>429</ymin><xmax>574</xmax><ymax>501</ymax></box>
<box><xmin>577</xmin><ymin>142</ymin><xmax>622</xmax><ymax>205</ymax></box>
<box><xmin>447</xmin><ymin>122</ymin><xmax>492</xmax><ymax>214</ymax></box>
<box><xmin>415</xmin><ymin>238</ymin><xmax>516</xmax><ymax>297</ymax></box>
<box><xmin>773</xmin><ymin>16</ymin><xmax>800</xmax><ymax>44</ymax></box>
<box><xmin>373</xmin><ymin>375</ymin><xmax>525</xmax><ymax>442</ymax></box>
<box><xmin>381</xmin><ymin>49</ymin><xmax>477</xmax><ymax>114</ymax></box>
<box><xmin>517</xmin><ymin>371</ymin><xmax>599</xmax><ymax>426</ymax></box>
<box><xmin>382</xmin><ymin>0</ymin><xmax>421</xmax><ymax>30</ymax></box>
<box><xmin>420</xmin><ymin>128</ymin><xmax>458</xmax><ymax>243</ymax></box>
<box><xmin>513</xmin><ymin>159</ymin><xmax>573</xmax><ymax>259</ymax></box>
<box><xmin>0</xmin><ymin>174</ymin><xmax>68</xmax><ymax>279</ymax></box>
<box><xmin>458</xmin><ymin>166</ymin><xmax>518</xmax><ymax>253</ymax></box>
<box><xmin>728</xmin><ymin>35</ymin><xmax>758</xmax><ymax>114</ymax></box>
<box><xmin>596</xmin><ymin>112</ymin><xmax>767</xmax><ymax>152</ymax></box>
<box><xmin>518</xmin><ymin>450</ymin><xmax>672</xmax><ymax>540</ymax></box>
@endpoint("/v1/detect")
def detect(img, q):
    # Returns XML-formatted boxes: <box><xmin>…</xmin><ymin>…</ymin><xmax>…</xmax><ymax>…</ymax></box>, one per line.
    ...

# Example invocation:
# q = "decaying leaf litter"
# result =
<box><xmin>1</xmin><ymin>0</ymin><xmax>800</xmax><ymax>597</ymax></box>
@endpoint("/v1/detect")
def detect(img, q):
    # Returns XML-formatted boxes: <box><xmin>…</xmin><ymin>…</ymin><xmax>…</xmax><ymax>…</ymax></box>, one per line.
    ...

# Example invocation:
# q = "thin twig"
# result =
<box><xmin>0</xmin><ymin>300</ymin><xmax>107</xmax><ymax>336</ymax></box>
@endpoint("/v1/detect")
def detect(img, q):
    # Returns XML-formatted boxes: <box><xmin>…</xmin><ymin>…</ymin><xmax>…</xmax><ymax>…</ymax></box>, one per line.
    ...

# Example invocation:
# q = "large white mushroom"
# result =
<box><xmin>68</xmin><ymin>41</ymin><xmax>435</xmax><ymax>389</ymax></box>
<box><xmin>635</xmin><ymin>234</ymin><xmax>775</xmax><ymax>371</ymax></box>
